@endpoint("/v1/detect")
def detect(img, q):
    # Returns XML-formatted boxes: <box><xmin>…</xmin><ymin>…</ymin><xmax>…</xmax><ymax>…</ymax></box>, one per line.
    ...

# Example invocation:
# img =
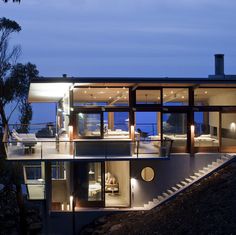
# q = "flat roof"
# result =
<box><xmin>28</xmin><ymin>76</ymin><xmax>236</xmax><ymax>102</ymax></box>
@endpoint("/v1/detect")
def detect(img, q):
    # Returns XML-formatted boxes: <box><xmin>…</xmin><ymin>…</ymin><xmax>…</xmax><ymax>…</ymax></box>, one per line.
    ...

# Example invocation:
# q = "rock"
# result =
<box><xmin>0</xmin><ymin>184</ymin><xmax>4</xmax><ymax>191</ymax></box>
<box><xmin>29</xmin><ymin>222</ymin><xmax>42</xmax><ymax>230</ymax></box>
<box><xmin>109</xmin><ymin>224</ymin><xmax>122</xmax><ymax>232</ymax></box>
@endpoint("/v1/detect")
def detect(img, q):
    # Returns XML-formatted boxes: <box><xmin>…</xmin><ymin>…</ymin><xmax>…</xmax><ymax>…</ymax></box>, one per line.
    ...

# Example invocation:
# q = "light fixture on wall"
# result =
<box><xmin>230</xmin><ymin>122</ymin><xmax>236</xmax><ymax>132</ymax></box>
<box><xmin>89</xmin><ymin>169</ymin><xmax>95</xmax><ymax>175</ymax></box>
<box><xmin>69</xmin><ymin>195</ymin><xmax>74</xmax><ymax>211</ymax></box>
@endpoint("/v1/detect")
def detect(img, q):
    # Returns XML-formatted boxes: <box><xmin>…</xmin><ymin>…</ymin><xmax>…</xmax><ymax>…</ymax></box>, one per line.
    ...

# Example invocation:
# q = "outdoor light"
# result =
<box><xmin>61</xmin><ymin>203</ymin><xmax>64</xmax><ymax>211</ymax></box>
<box><xmin>70</xmin><ymin>196</ymin><xmax>74</xmax><ymax>211</ymax></box>
<box><xmin>70</xmin><ymin>107</ymin><xmax>74</xmax><ymax>111</ymax></box>
<box><xmin>57</xmin><ymin>108</ymin><xmax>62</xmax><ymax>112</ymax></box>
<box><xmin>230</xmin><ymin>122</ymin><xmax>236</xmax><ymax>132</ymax></box>
<box><xmin>191</xmin><ymin>125</ymin><xmax>195</xmax><ymax>133</ymax></box>
<box><xmin>89</xmin><ymin>169</ymin><xmax>95</xmax><ymax>175</ymax></box>
<box><xmin>67</xmin><ymin>204</ymin><xmax>70</xmax><ymax>211</ymax></box>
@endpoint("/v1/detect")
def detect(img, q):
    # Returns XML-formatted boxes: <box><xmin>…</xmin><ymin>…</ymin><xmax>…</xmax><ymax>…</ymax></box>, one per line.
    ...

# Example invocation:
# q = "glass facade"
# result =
<box><xmin>163</xmin><ymin>113</ymin><xmax>187</xmax><ymax>147</ymax></box>
<box><xmin>76</xmin><ymin>113</ymin><xmax>101</xmax><ymax>137</ymax></box>
<box><xmin>136</xmin><ymin>89</ymin><xmax>161</xmax><ymax>105</ymax></box>
<box><xmin>194</xmin><ymin>112</ymin><xmax>219</xmax><ymax>147</ymax></box>
<box><xmin>73</xmin><ymin>87</ymin><xmax>129</xmax><ymax>106</ymax></box>
<box><xmin>163</xmin><ymin>88</ymin><xmax>188</xmax><ymax>106</ymax></box>
<box><xmin>221</xmin><ymin>113</ymin><xmax>236</xmax><ymax>147</ymax></box>
<box><xmin>194</xmin><ymin>88</ymin><xmax>236</xmax><ymax>106</ymax></box>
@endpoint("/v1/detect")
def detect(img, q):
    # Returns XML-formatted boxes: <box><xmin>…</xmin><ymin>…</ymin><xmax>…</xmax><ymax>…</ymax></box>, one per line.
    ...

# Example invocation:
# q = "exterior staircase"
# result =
<box><xmin>133</xmin><ymin>154</ymin><xmax>236</xmax><ymax>211</ymax></box>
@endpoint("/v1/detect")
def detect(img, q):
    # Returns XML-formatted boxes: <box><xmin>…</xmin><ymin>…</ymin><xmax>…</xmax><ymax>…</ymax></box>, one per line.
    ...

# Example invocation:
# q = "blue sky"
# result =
<box><xmin>2</xmin><ymin>0</ymin><xmax>236</xmax><ymax>123</ymax></box>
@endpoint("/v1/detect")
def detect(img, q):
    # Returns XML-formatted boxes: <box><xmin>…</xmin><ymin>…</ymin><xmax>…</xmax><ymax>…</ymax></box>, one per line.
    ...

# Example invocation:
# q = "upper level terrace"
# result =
<box><xmin>3</xmin><ymin>123</ymin><xmax>173</xmax><ymax>161</ymax></box>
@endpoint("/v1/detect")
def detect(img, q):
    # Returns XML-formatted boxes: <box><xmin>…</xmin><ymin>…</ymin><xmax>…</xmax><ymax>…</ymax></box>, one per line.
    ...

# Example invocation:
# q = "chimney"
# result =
<box><xmin>215</xmin><ymin>54</ymin><xmax>224</xmax><ymax>76</ymax></box>
<box><xmin>62</xmin><ymin>74</ymin><xmax>67</xmax><ymax>78</ymax></box>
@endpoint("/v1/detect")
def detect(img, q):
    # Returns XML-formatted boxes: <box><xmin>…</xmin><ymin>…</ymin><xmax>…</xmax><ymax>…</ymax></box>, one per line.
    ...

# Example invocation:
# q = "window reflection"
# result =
<box><xmin>88</xmin><ymin>163</ymin><xmax>102</xmax><ymax>201</ymax></box>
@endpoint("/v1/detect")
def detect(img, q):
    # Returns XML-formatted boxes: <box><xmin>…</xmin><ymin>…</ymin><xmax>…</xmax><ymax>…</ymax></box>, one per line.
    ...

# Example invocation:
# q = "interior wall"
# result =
<box><xmin>106</xmin><ymin>161</ymin><xmax>130</xmax><ymax>204</ymax></box>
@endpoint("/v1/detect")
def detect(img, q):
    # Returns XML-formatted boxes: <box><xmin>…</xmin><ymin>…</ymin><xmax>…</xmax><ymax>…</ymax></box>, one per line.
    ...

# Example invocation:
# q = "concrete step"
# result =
<box><xmin>185</xmin><ymin>178</ymin><xmax>193</xmax><ymax>183</ymax></box>
<box><xmin>172</xmin><ymin>186</ymin><xmax>178</xmax><ymax>191</ymax></box>
<box><xmin>207</xmin><ymin>164</ymin><xmax>213</xmax><ymax>168</ymax></box>
<box><xmin>144</xmin><ymin>204</ymin><xmax>150</xmax><ymax>209</ymax></box>
<box><xmin>162</xmin><ymin>192</ymin><xmax>169</xmax><ymax>198</ymax></box>
<box><xmin>217</xmin><ymin>159</ymin><xmax>224</xmax><ymax>163</ymax></box>
<box><xmin>133</xmin><ymin>207</ymin><xmax>145</xmax><ymax>210</ymax></box>
<box><xmin>176</xmin><ymin>184</ymin><xmax>183</xmax><ymax>189</ymax></box>
<box><xmin>222</xmin><ymin>155</ymin><xmax>230</xmax><ymax>160</ymax></box>
<box><xmin>153</xmin><ymin>198</ymin><xmax>159</xmax><ymax>204</ymax></box>
<box><xmin>194</xmin><ymin>172</ymin><xmax>203</xmax><ymax>177</ymax></box>
<box><xmin>212</xmin><ymin>161</ymin><xmax>220</xmax><ymax>166</ymax></box>
<box><xmin>180</xmin><ymin>181</ymin><xmax>188</xmax><ymax>186</ymax></box>
<box><xmin>203</xmin><ymin>167</ymin><xmax>210</xmax><ymax>171</ymax></box>
<box><xmin>167</xmin><ymin>189</ymin><xmax>174</xmax><ymax>195</ymax></box>
<box><xmin>190</xmin><ymin>175</ymin><xmax>197</xmax><ymax>180</ymax></box>
<box><xmin>199</xmin><ymin>169</ymin><xmax>207</xmax><ymax>174</ymax></box>
<box><xmin>148</xmin><ymin>201</ymin><xmax>155</xmax><ymax>206</ymax></box>
<box><xmin>157</xmin><ymin>196</ymin><xmax>164</xmax><ymax>201</ymax></box>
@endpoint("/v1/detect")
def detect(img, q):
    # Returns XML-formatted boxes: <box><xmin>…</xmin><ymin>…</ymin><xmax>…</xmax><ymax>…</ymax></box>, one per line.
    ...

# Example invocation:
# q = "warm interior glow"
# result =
<box><xmin>191</xmin><ymin>124</ymin><xmax>195</xmax><ymax>133</ymax></box>
<box><xmin>130</xmin><ymin>125</ymin><xmax>135</xmax><ymax>140</ymax></box>
<box><xmin>69</xmin><ymin>125</ymin><xmax>73</xmax><ymax>140</ymax></box>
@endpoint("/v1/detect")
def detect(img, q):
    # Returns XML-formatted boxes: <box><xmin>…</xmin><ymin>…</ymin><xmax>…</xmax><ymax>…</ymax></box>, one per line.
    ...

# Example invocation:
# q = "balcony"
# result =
<box><xmin>3</xmin><ymin>124</ymin><xmax>173</xmax><ymax>161</ymax></box>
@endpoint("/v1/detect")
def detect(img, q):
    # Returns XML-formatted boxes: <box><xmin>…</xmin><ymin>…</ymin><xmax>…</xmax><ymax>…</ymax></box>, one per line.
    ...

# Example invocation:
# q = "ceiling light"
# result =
<box><xmin>123</xmin><ymin>87</ymin><xmax>125</xmax><ymax>89</ymax></box>
<box><xmin>106</xmin><ymin>87</ymin><xmax>108</xmax><ymax>89</ymax></box>
<box><xmin>171</xmin><ymin>90</ymin><xmax>174</xmax><ymax>94</ymax></box>
<box><xmin>117</xmin><ymin>91</ymin><xmax>120</xmax><ymax>93</ymax></box>
<box><xmin>204</xmin><ymin>91</ymin><xmax>208</xmax><ymax>94</ymax></box>
<box><xmin>84</xmin><ymin>90</ymin><xmax>87</xmax><ymax>94</ymax></box>
<box><xmin>109</xmin><ymin>97</ymin><xmax>112</xmax><ymax>99</ymax></box>
<box><xmin>182</xmin><ymin>96</ymin><xmax>185</xmax><ymax>99</ymax></box>
<box><xmin>164</xmin><ymin>94</ymin><xmax>167</xmax><ymax>97</ymax></box>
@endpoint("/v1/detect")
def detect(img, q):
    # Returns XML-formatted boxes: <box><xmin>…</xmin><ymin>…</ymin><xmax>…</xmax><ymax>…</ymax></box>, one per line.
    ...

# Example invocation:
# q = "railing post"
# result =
<box><xmin>41</xmin><ymin>142</ymin><xmax>43</xmax><ymax>160</ymax></box>
<box><xmin>136</xmin><ymin>140</ymin><xmax>139</xmax><ymax>158</ymax></box>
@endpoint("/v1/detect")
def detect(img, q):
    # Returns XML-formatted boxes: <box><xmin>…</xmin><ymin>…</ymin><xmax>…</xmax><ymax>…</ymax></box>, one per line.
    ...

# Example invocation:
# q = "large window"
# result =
<box><xmin>135</xmin><ymin>89</ymin><xmax>161</xmax><ymax>105</ymax></box>
<box><xmin>73</xmin><ymin>87</ymin><xmax>129</xmax><ymax>107</ymax></box>
<box><xmin>104</xmin><ymin>112</ymin><xmax>129</xmax><ymax>138</ymax></box>
<box><xmin>194</xmin><ymin>112</ymin><xmax>219</xmax><ymax>147</ymax></box>
<box><xmin>163</xmin><ymin>88</ymin><xmax>188</xmax><ymax>106</ymax></box>
<box><xmin>76</xmin><ymin>113</ymin><xmax>102</xmax><ymax>138</ymax></box>
<box><xmin>163</xmin><ymin>113</ymin><xmax>187</xmax><ymax>147</ymax></box>
<box><xmin>194</xmin><ymin>88</ymin><xmax>236</xmax><ymax>106</ymax></box>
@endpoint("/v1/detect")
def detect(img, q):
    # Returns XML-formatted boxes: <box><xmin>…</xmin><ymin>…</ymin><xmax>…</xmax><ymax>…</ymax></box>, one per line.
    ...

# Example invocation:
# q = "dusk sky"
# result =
<box><xmin>2</xmin><ymin>0</ymin><xmax>236</xmax><ymax>123</ymax></box>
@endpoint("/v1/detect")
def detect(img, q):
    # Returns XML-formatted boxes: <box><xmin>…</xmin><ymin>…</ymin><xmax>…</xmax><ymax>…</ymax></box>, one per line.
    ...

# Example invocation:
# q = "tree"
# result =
<box><xmin>0</xmin><ymin>17</ymin><xmax>21</xmax><ymax>126</ymax></box>
<box><xmin>0</xmin><ymin>18</ymin><xmax>39</xmax><ymax>235</ymax></box>
<box><xmin>2</xmin><ymin>0</ymin><xmax>21</xmax><ymax>2</ymax></box>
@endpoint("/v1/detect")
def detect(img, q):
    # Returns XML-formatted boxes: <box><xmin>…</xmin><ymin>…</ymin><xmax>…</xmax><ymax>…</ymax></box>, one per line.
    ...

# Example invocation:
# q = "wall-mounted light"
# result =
<box><xmin>191</xmin><ymin>125</ymin><xmax>195</xmax><ymax>133</ymax></box>
<box><xmin>70</xmin><ymin>107</ymin><xmax>74</xmax><ymax>112</ymax></box>
<box><xmin>69</xmin><ymin>195</ymin><xmax>74</xmax><ymax>211</ymax></box>
<box><xmin>61</xmin><ymin>203</ymin><xmax>65</xmax><ymax>211</ymax></box>
<box><xmin>230</xmin><ymin>122</ymin><xmax>236</xmax><ymax>132</ymax></box>
<box><xmin>58</xmin><ymin>108</ymin><xmax>62</xmax><ymax>112</ymax></box>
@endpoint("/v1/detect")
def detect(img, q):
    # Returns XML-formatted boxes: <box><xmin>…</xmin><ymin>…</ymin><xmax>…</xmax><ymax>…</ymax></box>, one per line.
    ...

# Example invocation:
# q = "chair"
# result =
<box><xmin>137</xmin><ymin>128</ymin><xmax>149</xmax><ymax>141</ymax></box>
<box><xmin>11</xmin><ymin>129</ymin><xmax>37</xmax><ymax>154</ymax></box>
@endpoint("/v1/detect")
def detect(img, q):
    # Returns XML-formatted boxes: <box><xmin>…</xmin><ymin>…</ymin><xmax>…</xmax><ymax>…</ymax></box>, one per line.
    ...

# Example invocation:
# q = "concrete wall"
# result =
<box><xmin>130</xmin><ymin>154</ymin><xmax>220</xmax><ymax>207</ymax></box>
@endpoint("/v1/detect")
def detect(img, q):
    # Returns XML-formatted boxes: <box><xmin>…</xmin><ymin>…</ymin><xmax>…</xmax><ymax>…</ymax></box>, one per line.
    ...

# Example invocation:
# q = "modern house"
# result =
<box><xmin>3</xmin><ymin>54</ymin><xmax>236</xmax><ymax>233</ymax></box>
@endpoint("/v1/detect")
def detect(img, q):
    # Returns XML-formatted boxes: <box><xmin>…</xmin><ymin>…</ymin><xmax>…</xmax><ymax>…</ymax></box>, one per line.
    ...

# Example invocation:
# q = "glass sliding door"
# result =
<box><xmin>221</xmin><ymin>113</ymin><xmax>236</xmax><ymax>152</ymax></box>
<box><xmin>74</xmin><ymin>162</ymin><xmax>104</xmax><ymax>207</ymax></box>
<box><xmin>162</xmin><ymin>112</ymin><xmax>187</xmax><ymax>151</ymax></box>
<box><xmin>105</xmin><ymin>161</ymin><xmax>130</xmax><ymax>207</ymax></box>
<box><xmin>76</xmin><ymin>112</ymin><xmax>102</xmax><ymax>138</ymax></box>
<box><xmin>194</xmin><ymin>112</ymin><xmax>219</xmax><ymax>151</ymax></box>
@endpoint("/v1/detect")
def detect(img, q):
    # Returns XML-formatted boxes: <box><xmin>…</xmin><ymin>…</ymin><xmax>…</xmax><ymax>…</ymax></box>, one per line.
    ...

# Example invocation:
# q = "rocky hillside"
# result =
<box><xmin>80</xmin><ymin>161</ymin><xmax>236</xmax><ymax>235</ymax></box>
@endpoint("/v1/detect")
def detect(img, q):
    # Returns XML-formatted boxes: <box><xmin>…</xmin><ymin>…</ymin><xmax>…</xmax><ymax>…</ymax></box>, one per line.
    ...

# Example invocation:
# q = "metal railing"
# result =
<box><xmin>4</xmin><ymin>139</ymin><xmax>173</xmax><ymax>160</ymax></box>
<box><xmin>3</xmin><ymin>123</ymin><xmax>172</xmax><ymax>160</ymax></box>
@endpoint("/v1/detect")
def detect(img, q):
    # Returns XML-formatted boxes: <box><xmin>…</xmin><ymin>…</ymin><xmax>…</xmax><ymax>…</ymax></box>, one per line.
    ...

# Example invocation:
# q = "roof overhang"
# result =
<box><xmin>29</xmin><ymin>82</ymin><xmax>72</xmax><ymax>102</ymax></box>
